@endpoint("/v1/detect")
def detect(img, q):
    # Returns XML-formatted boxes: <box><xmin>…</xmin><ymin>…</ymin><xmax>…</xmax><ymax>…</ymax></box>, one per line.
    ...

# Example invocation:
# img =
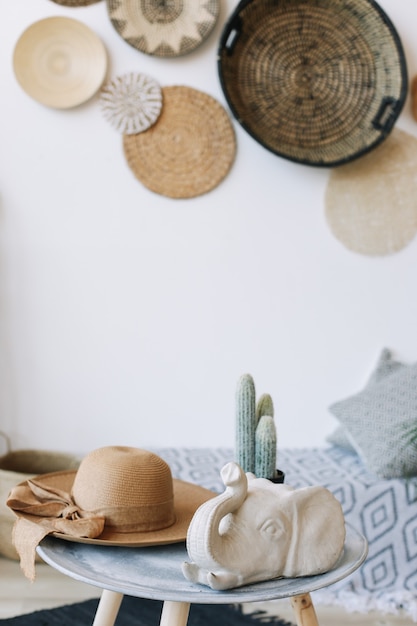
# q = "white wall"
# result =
<box><xmin>1</xmin><ymin>0</ymin><xmax>417</xmax><ymax>456</ymax></box>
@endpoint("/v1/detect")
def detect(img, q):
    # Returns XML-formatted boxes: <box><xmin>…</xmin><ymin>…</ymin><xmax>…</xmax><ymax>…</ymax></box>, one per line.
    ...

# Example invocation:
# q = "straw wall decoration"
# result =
<box><xmin>218</xmin><ymin>0</ymin><xmax>407</xmax><ymax>167</ymax></box>
<box><xmin>325</xmin><ymin>128</ymin><xmax>417</xmax><ymax>256</ymax></box>
<box><xmin>106</xmin><ymin>0</ymin><xmax>220</xmax><ymax>57</ymax></box>
<box><xmin>123</xmin><ymin>85</ymin><xmax>236</xmax><ymax>199</ymax></box>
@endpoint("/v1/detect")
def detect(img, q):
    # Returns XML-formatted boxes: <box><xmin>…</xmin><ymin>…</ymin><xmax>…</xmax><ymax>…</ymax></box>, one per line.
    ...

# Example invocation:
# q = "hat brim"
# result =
<box><xmin>11</xmin><ymin>470</ymin><xmax>215</xmax><ymax>547</ymax></box>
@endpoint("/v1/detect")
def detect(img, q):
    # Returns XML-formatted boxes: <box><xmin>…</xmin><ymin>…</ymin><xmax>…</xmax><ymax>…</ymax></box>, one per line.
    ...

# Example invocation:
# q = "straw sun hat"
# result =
<box><xmin>7</xmin><ymin>446</ymin><xmax>214</xmax><ymax>580</ymax></box>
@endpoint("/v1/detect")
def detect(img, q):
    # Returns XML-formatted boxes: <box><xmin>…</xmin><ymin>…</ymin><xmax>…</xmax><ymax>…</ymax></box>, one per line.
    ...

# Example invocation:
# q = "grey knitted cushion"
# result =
<box><xmin>328</xmin><ymin>349</ymin><xmax>417</xmax><ymax>478</ymax></box>
<box><xmin>327</xmin><ymin>348</ymin><xmax>405</xmax><ymax>451</ymax></box>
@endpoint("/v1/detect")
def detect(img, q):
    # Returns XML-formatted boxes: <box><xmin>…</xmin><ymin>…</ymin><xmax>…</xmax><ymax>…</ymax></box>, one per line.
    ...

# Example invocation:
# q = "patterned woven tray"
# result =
<box><xmin>106</xmin><ymin>0</ymin><xmax>219</xmax><ymax>58</ymax></box>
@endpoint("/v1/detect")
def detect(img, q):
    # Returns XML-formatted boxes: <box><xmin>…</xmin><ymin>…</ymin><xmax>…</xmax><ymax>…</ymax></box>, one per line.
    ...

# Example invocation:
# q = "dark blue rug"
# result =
<box><xmin>0</xmin><ymin>596</ymin><xmax>296</xmax><ymax>625</ymax></box>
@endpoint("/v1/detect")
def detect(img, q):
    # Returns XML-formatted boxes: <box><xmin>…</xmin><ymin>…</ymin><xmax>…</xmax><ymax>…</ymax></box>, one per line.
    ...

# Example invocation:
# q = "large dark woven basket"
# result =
<box><xmin>218</xmin><ymin>0</ymin><xmax>407</xmax><ymax>167</ymax></box>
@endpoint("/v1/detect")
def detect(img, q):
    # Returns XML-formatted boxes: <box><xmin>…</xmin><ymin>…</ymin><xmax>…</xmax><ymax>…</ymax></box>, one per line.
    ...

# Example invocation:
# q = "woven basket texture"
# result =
<box><xmin>106</xmin><ymin>0</ymin><xmax>219</xmax><ymax>57</ymax></box>
<box><xmin>123</xmin><ymin>85</ymin><xmax>236</xmax><ymax>199</ymax></box>
<box><xmin>218</xmin><ymin>0</ymin><xmax>407</xmax><ymax>167</ymax></box>
<box><xmin>99</xmin><ymin>73</ymin><xmax>163</xmax><ymax>135</ymax></box>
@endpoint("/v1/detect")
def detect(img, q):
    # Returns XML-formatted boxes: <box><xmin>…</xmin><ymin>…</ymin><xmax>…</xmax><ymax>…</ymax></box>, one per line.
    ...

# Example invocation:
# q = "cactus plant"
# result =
<box><xmin>235</xmin><ymin>373</ymin><xmax>257</xmax><ymax>473</ymax></box>
<box><xmin>235</xmin><ymin>375</ymin><xmax>280</xmax><ymax>481</ymax></box>
<box><xmin>255</xmin><ymin>415</ymin><xmax>277</xmax><ymax>479</ymax></box>
<box><xmin>256</xmin><ymin>393</ymin><xmax>274</xmax><ymax>421</ymax></box>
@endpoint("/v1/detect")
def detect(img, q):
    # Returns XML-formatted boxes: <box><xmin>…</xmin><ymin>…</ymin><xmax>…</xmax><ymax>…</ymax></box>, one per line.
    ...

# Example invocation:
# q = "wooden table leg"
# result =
<box><xmin>159</xmin><ymin>601</ymin><xmax>191</xmax><ymax>626</ymax></box>
<box><xmin>92</xmin><ymin>589</ymin><xmax>124</xmax><ymax>626</ymax></box>
<box><xmin>290</xmin><ymin>593</ymin><xmax>319</xmax><ymax>626</ymax></box>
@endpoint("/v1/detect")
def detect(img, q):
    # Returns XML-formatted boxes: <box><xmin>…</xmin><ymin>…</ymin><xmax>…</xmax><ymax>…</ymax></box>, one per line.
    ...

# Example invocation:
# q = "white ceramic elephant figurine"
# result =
<box><xmin>182</xmin><ymin>461</ymin><xmax>346</xmax><ymax>590</ymax></box>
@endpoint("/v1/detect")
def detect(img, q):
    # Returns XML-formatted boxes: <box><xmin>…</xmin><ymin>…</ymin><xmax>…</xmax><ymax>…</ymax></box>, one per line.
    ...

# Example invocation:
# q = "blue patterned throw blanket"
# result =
<box><xmin>155</xmin><ymin>446</ymin><xmax>417</xmax><ymax>621</ymax></box>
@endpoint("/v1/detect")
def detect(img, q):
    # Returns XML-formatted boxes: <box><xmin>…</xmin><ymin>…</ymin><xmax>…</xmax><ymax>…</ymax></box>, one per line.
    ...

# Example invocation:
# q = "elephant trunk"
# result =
<box><xmin>185</xmin><ymin>462</ymin><xmax>248</xmax><ymax>571</ymax></box>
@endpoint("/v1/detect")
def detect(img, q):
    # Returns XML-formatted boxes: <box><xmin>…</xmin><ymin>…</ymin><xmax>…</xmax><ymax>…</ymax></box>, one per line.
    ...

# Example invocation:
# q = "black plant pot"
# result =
<box><xmin>269</xmin><ymin>469</ymin><xmax>285</xmax><ymax>484</ymax></box>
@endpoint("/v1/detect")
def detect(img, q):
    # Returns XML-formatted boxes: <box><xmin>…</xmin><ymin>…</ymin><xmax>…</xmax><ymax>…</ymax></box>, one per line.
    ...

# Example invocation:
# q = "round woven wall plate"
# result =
<box><xmin>13</xmin><ymin>17</ymin><xmax>107</xmax><ymax>109</ymax></box>
<box><xmin>218</xmin><ymin>0</ymin><xmax>407</xmax><ymax>167</ymax></box>
<box><xmin>99</xmin><ymin>73</ymin><xmax>163</xmax><ymax>134</ymax></box>
<box><xmin>106</xmin><ymin>0</ymin><xmax>219</xmax><ymax>57</ymax></box>
<box><xmin>325</xmin><ymin>128</ymin><xmax>417</xmax><ymax>256</ymax></box>
<box><xmin>123</xmin><ymin>86</ymin><xmax>236</xmax><ymax>199</ymax></box>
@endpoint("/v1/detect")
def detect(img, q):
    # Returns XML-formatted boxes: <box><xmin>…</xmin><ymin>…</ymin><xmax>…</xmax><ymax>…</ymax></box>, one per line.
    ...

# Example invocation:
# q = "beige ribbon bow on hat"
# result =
<box><xmin>7</xmin><ymin>479</ymin><xmax>104</xmax><ymax>581</ymax></box>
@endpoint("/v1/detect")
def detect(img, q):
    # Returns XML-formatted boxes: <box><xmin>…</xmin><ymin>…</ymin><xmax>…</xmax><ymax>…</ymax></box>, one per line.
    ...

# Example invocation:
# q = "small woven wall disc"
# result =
<box><xmin>218</xmin><ymin>0</ymin><xmax>407</xmax><ymax>166</ymax></box>
<box><xmin>106</xmin><ymin>0</ymin><xmax>219</xmax><ymax>58</ymax></box>
<box><xmin>99</xmin><ymin>73</ymin><xmax>162</xmax><ymax>134</ymax></box>
<box><xmin>325</xmin><ymin>128</ymin><xmax>417</xmax><ymax>256</ymax></box>
<box><xmin>123</xmin><ymin>86</ymin><xmax>236</xmax><ymax>199</ymax></box>
<box><xmin>49</xmin><ymin>0</ymin><xmax>102</xmax><ymax>5</ymax></box>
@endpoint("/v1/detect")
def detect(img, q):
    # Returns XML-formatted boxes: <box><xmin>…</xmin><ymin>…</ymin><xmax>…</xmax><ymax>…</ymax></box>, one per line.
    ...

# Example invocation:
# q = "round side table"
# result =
<box><xmin>37</xmin><ymin>522</ymin><xmax>367</xmax><ymax>626</ymax></box>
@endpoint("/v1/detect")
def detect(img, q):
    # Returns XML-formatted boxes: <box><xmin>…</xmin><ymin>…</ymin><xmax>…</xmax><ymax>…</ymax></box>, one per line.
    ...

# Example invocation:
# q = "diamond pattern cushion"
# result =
<box><xmin>328</xmin><ymin>349</ymin><xmax>417</xmax><ymax>478</ymax></box>
<box><xmin>327</xmin><ymin>348</ymin><xmax>405</xmax><ymax>451</ymax></box>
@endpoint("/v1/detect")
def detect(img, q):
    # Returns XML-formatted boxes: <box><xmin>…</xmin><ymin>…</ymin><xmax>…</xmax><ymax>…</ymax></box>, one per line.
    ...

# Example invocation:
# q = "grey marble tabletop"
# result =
<box><xmin>37</xmin><ymin>523</ymin><xmax>368</xmax><ymax>605</ymax></box>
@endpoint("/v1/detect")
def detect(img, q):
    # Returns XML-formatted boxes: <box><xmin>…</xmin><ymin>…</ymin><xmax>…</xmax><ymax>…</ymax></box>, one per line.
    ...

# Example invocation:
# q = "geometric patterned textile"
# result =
<box><xmin>153</xmin><ymin>446</ymin><xmax>417</xmax><ymax>621</ymax></box>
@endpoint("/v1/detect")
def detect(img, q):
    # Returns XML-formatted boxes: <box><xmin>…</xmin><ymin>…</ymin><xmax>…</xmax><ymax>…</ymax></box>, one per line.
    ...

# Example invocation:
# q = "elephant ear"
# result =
<box><xmin>283</xmin><ymin>486</ymin><xmax>346</xmax><ymax>578</ymax></box>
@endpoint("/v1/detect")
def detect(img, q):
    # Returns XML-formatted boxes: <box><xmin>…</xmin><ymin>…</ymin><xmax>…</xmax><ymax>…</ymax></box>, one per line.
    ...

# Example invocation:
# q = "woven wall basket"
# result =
<box><xmin>218</xmin><ymin>0</ymin><xmax>407</xmax><ymax>167</ymax></box>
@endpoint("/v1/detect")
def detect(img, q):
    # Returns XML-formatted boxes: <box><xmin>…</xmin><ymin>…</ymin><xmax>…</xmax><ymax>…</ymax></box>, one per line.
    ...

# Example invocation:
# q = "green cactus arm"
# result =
<box><xmin>235</xmin><ymin>373</ymin><xmax>257</xmax><ymax>473</ymax></box>
<box><xmin>255</xmin><ymin>414</ymin><xmax>277</xmax><ymax>479</ymax></box>
<box><xmin>256</xmin><ymin>393</ymin><xmax>274</xmax><ymax>420</ymax></box>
